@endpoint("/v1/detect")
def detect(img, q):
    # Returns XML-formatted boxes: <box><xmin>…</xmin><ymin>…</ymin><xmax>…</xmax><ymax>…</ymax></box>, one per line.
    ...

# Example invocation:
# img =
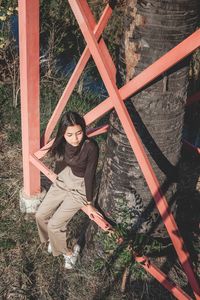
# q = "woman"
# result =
<box><xmin>35</xmin><ymin>111</ymin><xmax>102</xmax><ymax>269</ymax></box>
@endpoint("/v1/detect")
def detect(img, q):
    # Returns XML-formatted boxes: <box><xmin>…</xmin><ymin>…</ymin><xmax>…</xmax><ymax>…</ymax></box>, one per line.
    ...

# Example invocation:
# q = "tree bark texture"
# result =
<box><xmin>97</xmin><ymin>0</ymin><xmax>200</xmax><ymax>237</ymax></box>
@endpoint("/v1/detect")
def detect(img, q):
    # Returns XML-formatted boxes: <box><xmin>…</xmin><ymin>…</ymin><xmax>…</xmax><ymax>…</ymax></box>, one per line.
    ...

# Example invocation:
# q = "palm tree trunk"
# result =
<box><xmin>97</xmin><ymin>0</ymin><xmax>199</xmax><ymax>237</ymax></box>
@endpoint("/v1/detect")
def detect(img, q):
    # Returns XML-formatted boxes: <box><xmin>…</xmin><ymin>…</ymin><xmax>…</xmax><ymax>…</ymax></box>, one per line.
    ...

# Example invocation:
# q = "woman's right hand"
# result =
<box><xmin>86</xmin><ymin>204</ymin><xmax>104</xmax><ymax>220</ymax></box>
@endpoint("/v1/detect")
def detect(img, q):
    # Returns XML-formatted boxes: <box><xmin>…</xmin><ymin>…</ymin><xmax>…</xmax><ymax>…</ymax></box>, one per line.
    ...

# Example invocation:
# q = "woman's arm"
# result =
<box><xmin>84</xmin><ymin>141</ymin><xmax>99</xmax><ymax>203</ymax></box>
<box><xmin>84</xmin><ymin>141</ymin><xmax>103</xmax><ymax>218</ymax></box>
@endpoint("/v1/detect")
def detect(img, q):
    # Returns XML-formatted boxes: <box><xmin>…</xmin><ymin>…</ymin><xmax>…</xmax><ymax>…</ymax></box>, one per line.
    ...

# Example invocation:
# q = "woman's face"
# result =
<box><xmin>64</xmin><ymin>124</ymin><xmax>84</xmax><ymax>147</ymax></box>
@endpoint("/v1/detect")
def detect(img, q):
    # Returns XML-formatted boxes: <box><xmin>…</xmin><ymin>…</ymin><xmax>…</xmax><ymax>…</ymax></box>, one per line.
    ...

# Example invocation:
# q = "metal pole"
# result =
<box><xmin>18</xmin><ymin>0</ymin><xmax>40</xmax><ymax>196</ymax></box>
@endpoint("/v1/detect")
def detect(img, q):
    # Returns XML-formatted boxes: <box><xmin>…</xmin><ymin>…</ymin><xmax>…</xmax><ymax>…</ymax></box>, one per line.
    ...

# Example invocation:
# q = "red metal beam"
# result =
<box><xmin>35</xmin><ymin>125</ymin><xmax>109</xmax><ymax>160</ymax></box>
<box><xmin>135</xmin><ymin>256</ymin><xmax>192</xmax><ymax>300</ymax></box>
<box><xmin>81</xmin><ymin>1</ymin><xmax>116</xmax><ymax>81</ymax></box>
<box><xmin>86</xmin><ymin>124</ymin><xmax>109</xmax><ymax>137</ymax></box>
<box><xmin>84</xmin><ymin>29</ymin><xmax>200</xmax><ymax>126</ymax></box>
<box><xmin>29</xmin><ymin>155</ymin><xmax>57</xmax><ymax>182</ymax></box>
<box><xmin>41</xmin><ymin>4</ymin><xmax>113</xmax><ymax>145</ymax></box>
<box><xmin>26</xmin><ymin>151</ymin><xmax>194</xmax><ymax>299</ymax></box>
<box><xmin>40</xmin><ymin>26</ymin><xmax>200</xmax><ymax>156</ymax></box>
<box><xmin>18</xmin><ymin>0</ymin><xmax>40</xmax><ymax>196</ymax></box>
<box><xmin>69</xmin><ymin>1</ymin><xmax>200</xmax><ymax>299</ymax></box>
<box><xmin>18</xmin><ymin>0</ymin><xmax>200</xmax><ymax>297</ymax></box>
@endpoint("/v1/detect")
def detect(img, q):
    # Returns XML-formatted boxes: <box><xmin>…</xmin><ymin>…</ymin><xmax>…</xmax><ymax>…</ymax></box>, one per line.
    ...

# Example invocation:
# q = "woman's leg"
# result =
<box><xmin>35</xmin><ymin>180</ymin><xmax>68</xmax><ymax>243</ymax></box>
<box><xmin>47</xmin><ymin>191</ymin><xmax>83</xmax><ymax>256</ymax></box>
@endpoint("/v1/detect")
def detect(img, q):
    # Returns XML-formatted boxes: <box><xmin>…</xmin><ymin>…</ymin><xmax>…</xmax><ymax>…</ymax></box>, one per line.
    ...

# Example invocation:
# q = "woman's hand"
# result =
<box><xmin>86</xmin><ymin>204</ymin><xmax>104</xmax><ymax>220</ymax></box>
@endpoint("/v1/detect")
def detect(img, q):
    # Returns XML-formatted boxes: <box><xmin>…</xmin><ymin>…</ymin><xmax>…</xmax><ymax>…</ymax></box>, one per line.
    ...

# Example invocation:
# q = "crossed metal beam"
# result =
<box><xmin>18</xmin><ymin>1</ymin><xmax>200</xmax><ymax>299</ymax></box>
<box><xmin>66</xmin><ymin>2</ymin><xmax>199</xmax><ymax>299</ymax></box>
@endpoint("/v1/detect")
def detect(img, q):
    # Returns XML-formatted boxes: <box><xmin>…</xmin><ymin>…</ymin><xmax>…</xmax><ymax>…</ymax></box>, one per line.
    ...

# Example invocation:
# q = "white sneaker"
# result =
<box><xmin>63</xmin><ymin>244</ymin><xmax>81</xmax><ymax>269</ymax></box>
<box><xmin>63</xmin><ymin>254</ymin><xmax>74</xmax><ymax>269</ymax></box>
<box><xmin>47</xmin><ymin>242</ymin><xmax>52</xmax><ymax>254</ymax></box>
<box><xmin>70</xmin><ymin>244</ymin><xmax>81</xmax><ymax>265</ymax></box>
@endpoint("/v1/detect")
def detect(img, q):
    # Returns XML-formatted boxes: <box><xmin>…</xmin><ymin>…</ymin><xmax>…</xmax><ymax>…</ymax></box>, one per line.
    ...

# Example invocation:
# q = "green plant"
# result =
<box><xmin>0</xmin><ymin>238</ymin><xmax>16</xmax><ymax>250</ymax></box>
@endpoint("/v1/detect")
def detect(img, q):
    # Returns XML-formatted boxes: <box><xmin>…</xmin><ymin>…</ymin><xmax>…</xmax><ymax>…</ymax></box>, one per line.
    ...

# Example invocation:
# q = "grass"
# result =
<box><xmin>0</xmin><ymin>83</ymin><xmax>199</xmax><ymax>299</ymax></box>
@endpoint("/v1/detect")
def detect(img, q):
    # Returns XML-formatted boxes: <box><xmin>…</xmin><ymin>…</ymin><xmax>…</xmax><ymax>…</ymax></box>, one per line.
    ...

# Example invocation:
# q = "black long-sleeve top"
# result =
<box><xmin>55</xmin><ymin>138</ymin><xmax>99</xmax><ymax>202</ymax></box>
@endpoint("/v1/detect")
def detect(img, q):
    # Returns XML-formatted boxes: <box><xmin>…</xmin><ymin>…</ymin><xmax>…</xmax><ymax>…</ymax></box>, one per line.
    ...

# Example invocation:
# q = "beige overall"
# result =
<box><xmin>35</xmin><ymin>166</ymin><xmax>87</xmax><ymax>256</ymax></box>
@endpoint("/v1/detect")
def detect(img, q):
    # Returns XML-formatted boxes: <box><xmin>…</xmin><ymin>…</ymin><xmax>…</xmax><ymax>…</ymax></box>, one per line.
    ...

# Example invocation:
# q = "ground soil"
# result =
<box><xmin>0</xmin><ymin>125</ymin><xmax>199</xmax><ymax>300</ymax></box>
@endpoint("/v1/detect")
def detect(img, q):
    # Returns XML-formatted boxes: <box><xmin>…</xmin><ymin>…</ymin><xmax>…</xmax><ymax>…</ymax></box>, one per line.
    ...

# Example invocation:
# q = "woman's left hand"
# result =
<box><xmin>86</xmin><ymin>204</ymin><xmax>104</xmax><ymax>220</ymax></box>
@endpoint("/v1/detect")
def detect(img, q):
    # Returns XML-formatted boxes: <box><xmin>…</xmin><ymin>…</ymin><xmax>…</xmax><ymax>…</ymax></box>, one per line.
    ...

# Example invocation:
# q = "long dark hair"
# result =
<box><xmin>49</xmin><ymin>111</ymin><xmax>86</xmax><ymax>160</ymax></box>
